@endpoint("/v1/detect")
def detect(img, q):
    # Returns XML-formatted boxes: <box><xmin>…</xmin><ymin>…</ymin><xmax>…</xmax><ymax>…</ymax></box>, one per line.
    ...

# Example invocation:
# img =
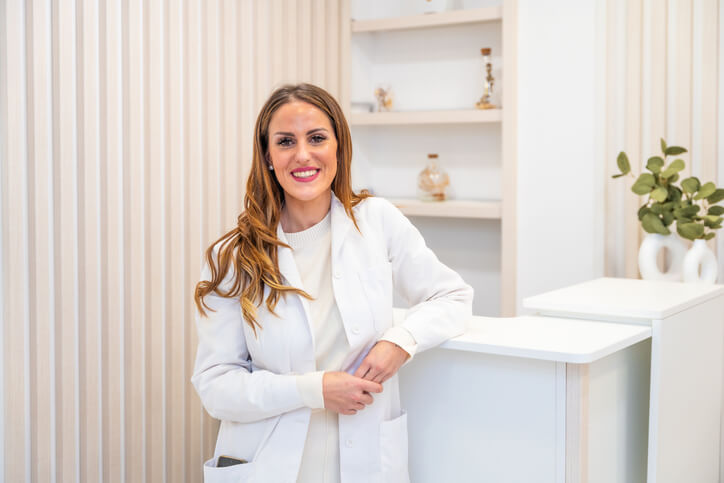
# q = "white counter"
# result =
<box><xmin>398</xmin><ymin>278</ymin><xmax>723</xmax><ymax>483</ymax></box>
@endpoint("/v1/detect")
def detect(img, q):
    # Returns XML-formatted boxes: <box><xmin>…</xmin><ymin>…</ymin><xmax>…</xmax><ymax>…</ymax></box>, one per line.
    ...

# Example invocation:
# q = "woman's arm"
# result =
<box><xmin>381</xmin><ymin>198</ymin><xmax>473</xmax><ymax>353</ymax></box>
<box><xmin>356</xmin><ymin>198</ymin><xmax>473</xmax><ymax>382</ymax></box>
<box><xmin>191</xmin><ymin>261</ymin><xmax>307</xmax><ymax>423</ymax></box>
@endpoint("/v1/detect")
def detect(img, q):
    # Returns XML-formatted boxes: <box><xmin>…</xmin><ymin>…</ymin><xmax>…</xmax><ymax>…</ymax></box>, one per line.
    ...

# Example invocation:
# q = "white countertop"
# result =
<box><xmin>523</xmin><ymin>277</ymin><xmax>724</xmax><ymax>321</ymax></box>
<box><xmin>394</xmin><ymin>309</ymin><xmax>652</xmax><ymax>364</ymax></box>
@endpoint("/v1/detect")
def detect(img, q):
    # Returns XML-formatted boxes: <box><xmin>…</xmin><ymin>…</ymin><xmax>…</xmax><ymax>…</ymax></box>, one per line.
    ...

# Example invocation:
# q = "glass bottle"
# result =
<box><xmin>417</xmin><ymin>154</ymin><xmax>450</xmax><ymax>202</ymax></box>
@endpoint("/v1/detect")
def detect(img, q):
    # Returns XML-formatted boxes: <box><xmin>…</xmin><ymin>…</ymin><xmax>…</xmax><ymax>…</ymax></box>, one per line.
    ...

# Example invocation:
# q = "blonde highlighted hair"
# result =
<box><xmin>194</xmin><ymin>83</ymin><xmax>369</xmax><ymax>332</ymax></box>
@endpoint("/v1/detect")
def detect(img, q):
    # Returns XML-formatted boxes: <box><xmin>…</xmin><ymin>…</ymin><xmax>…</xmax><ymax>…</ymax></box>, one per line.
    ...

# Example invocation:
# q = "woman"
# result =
<box><xmin>192</xmin><ymin>83</ymin><xmax>473</xmax><ymax>483</ymax></box>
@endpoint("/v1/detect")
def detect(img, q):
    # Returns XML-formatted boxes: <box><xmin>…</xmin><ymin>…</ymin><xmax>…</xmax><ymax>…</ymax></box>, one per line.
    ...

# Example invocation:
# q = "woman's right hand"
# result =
<box><xmin>322</xmin><ymin>371</ymin><xmax>383</xmax><ymax>415</ymax></box>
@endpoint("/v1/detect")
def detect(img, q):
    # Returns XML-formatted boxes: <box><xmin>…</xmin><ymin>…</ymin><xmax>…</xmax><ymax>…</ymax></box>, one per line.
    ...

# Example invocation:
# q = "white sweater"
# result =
<box><xmin>285</xmin><ymin>210</ymin><xmax>416</xmax><ymax>483</ymax></box>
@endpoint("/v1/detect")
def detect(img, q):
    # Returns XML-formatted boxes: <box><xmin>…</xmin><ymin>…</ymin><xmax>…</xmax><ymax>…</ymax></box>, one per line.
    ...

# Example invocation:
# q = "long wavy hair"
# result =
<box><xmin>194</xmin><ymin>83</ymin><xmax>370</xmax><ymax>333</ymax></box>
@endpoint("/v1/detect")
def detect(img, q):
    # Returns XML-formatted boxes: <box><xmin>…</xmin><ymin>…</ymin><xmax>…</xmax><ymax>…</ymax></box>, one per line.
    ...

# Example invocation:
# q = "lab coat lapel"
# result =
<box><xmin>330</xmin><ymin>193</ymin><xmax>352</xmax><ymax>259</ymax></box>
<box><xmin>275</xmin><ymin>226</ymin><xmax>315</xmax><ymax>352</ymax></box>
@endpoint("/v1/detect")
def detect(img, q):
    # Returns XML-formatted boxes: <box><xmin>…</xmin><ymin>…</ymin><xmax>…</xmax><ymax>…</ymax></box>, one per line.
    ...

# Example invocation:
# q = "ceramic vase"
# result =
<box><xmin>682</xmin><ymin>239</ymin><xmax>718</xmax><ymax>283</ymax></box>
<box><xmin>638</xmin><ymin>233</ymin><xmax>687</xmax><ymax>281</ymax></box>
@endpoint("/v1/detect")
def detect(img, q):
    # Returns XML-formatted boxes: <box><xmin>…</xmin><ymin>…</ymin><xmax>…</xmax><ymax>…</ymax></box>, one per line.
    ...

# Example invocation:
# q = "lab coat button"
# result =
<box><xmin>351</xmin><ymin>327</ymin><xmax>360</xmax><ymax>335</ymax></box>
<box><xmin>334</xmin><ymin>270</ymin><xmax>342</xmax><ymax>279</ymax></box>
<box><xmin>345</xmin><ymin>439</ymin><xmax>353</xmax><ymax>448</ymax></box>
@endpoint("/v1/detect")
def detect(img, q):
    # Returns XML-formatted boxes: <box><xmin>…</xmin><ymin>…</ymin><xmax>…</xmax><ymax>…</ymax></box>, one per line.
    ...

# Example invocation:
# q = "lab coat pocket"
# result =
<box><xmin>359</xmin><ymin>261</ymin><xmax>394</xmax><ymax>333</ymax></box>
<box><xmin>203</xmin><ymin>456</ymin><xmax>256</xmax><ymax>483</ymax></box>
<box><xmin>379</xmin><ymin>411</ymin><xmax>411</xmax><ymax>483</ymax></box>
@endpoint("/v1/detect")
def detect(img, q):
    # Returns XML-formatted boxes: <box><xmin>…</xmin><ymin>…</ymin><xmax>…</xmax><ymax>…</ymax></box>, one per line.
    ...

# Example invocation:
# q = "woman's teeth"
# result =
<box><xmin>292</xmin><ymin>169</ymin><xmax>318</xmax><ymax>178</ymax></box>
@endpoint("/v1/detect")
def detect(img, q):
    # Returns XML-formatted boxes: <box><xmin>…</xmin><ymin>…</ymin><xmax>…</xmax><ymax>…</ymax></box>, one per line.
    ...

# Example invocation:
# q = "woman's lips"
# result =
<box><xmin>291</xmin><ymin>168</ymin><xmax>320</xmax><ymax>182</ymax></box>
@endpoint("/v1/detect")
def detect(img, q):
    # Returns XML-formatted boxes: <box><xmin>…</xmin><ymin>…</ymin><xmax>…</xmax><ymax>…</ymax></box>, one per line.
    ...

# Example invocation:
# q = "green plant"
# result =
<box><xmin>613</xmin><ymin>139</ymin><xmax>724</xmax><ymax>240</ymax></box>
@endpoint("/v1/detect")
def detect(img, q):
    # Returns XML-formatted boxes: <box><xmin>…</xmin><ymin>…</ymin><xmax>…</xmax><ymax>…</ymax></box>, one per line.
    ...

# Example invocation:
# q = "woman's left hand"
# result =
<box><xmin>353</xmin><ymin>341</ymin><xmax>410</xmax><ymax>384</ymax></box>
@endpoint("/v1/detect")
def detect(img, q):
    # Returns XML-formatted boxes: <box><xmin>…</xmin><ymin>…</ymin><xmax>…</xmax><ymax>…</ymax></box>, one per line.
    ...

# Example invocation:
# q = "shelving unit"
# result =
<box><xmin>350</xmin><ymin>109</ymin><xmax>502</xmax><ymax>125</ymax></box>
<box><xmin>351</xmin><ymin>6</ymin><xmax>502</xmax><ymax>33</ymax></box>
<box><xmin>388</xmin><ymin>198</ymin><xmax>502</xmax><ymax>219</ymax></box>
<box><xmin>346</xmin><ymin>0</ymin><xmax>517</xmax><ymax>316</ymax></box>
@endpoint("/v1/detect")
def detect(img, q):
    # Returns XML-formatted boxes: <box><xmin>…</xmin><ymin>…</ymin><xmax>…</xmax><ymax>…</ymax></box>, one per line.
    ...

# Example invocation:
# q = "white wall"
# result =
<box><xmin>515</xmin><ymin>0</ymin><xmax>601</xmax><ymax>313</ymax></box>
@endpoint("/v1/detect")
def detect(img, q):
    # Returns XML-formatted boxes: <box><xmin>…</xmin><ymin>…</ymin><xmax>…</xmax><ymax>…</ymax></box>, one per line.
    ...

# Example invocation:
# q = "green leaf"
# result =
<box><xmin>704</xmin><ymin>232</ymin><xmax>716</xmax><ymax>240</ymax></box>
<box><xmin>677</xmin><ymin>222</ymin><xmax>705</xmax><ymax>240</ymax></box>
<box><xmin>631</xmin><ymin>173</ymin><xmax>656</xmax><ymax>195</ymax></box>
<box><xmin>681</xmin><ymin>177</ymin><xmax>701</xmax><ymax>194</ymax></box>
<box><xmin>661</xmin><ymin>159</ymin><xmax>685</xmax><ymax>178</ymax></box>
<box><xmin>708</xmin><ymin>206</ymin><xmax>724</xmax><ymax>216</ymax></box>
<box><xmin>612</xmin><ymin>173</ymin><xmax>626</xmax><ymax>179</ymax></box>
<box><xmin>674</xmin><ymin>204</ymin><xmax>700</xmax><ymax>217</ymax></box>
<box><xmin>668</xmin><ymin>187</ymin><xmax>683</xmax><ymax>202</ymax></box>
<box><xmin>660</xmin><ymin>138</ymin><xmax>667</xmax><ymax>154</ymax></box>
<box><xmin>707</xmin><ymin>189</ymin><xmax>724</xmax><ymax>204</ymax></box>
<box><xmin>662</xmin><ymin>210</ymin><xmax>674</xmax><ymax>226</ymax></box>
<box><xmin>642</xmin><ymin>213</ymin><xmax>670</xmax><ymax>234</ymax></box>
<box><xmin>694</xmin><ymin>182</ymin><xmax>716</xmax><ymax>200</ymax></box>
<box><xmin>702</xmin><ymin>214</ymin><xmax>723</xmax><ymax>223</ymax></box>
<box><xmin>638</xmin><ymin>205</ymin><xmax>652</xmax><ymax>221</ymax></box>
<box><xmin>646</xmin><ymin>156</ymin><xmax>665</xmax><ymax>174</ymax></box>
<box><xmin>650</xmin><ymin>186</ymin><xmax>668</xmax><ymax>202</ymax></box>
<box><xmin>649</xmin><ymin>203</ymin><xmax>663</xmax><ymax>215</ymax></box>
<box><xmin>616</xmin><ymin>152</ymin><xmax>631</xmax><ymax>175</ymax></box>
<box><xmin>664</xmin><ymin>146</ymin><xmax>687</xmax><ymax>156</ymax></box>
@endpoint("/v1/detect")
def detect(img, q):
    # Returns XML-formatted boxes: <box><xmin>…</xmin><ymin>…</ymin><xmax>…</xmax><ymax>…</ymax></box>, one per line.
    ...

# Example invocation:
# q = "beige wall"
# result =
<box><xmin>0</xmin><ymin>0</ymin><xmax>347</xmax><ymax>482</ymax></box>
<box><xmin>603</xmin><ymin>0</ymin><xmax>720</xmax><ymax>278</ymax></box>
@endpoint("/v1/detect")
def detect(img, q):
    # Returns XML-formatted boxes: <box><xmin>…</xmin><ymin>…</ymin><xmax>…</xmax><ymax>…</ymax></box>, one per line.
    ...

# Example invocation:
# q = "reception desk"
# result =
<box><xmin>399</xmin><ymin>278</ymin><xmax>724</xmax><ymax>483</ymax></box>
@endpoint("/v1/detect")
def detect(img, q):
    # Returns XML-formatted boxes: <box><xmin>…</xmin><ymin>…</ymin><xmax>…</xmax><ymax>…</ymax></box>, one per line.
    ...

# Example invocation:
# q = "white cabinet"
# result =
<box><xmin>345</xmin><ymin>0</ymin><xmax>517</xmax><ymax>316</ymax></box>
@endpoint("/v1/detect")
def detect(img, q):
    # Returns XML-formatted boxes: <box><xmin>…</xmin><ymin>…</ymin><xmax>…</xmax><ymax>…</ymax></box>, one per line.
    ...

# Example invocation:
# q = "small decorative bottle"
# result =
<box><xmin>475</xmin><ymin>48</ymin><xmax>496</xmax><ymax>110</ymax></box>
<box><xmin>417</xmin><ymin>154</ymin><xmax>450</xmax><ymax>201</ymax></box>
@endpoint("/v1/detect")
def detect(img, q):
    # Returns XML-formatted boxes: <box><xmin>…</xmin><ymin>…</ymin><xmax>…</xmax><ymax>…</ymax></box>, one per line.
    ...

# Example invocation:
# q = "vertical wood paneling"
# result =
<box><xmin>184</xmin><ymin>0</ymin><xmax>205</xmax><ymax>479</ymax></box>
<box><xmin>101</xmin><ymin>0</ymin><xmax>125</xmax><ymax>480</ymax></box>
<box><xmin>145</xmin><ymin>0</ymin><xmax>166</xmax><ymax>482</ymax></box>
<box><xmin>669</xmin><ymin>0</ymin><xmax>693</xmax><ymax>178</ymax></box>
<box><xmin>29</xmin><ymin>0</ymin><xmax>56</xmax><ymax>481</ymax></box>
<box><xmin>623</xmin><ymin>0</ymin><xmax>643</xmax><ymax>278</ymax></box>
<box><xmin>55</xmin><ymin>1</ymin><xmax>81</xmax><ymax>481</ymax></box>
<box><xmin>79</xmin><ymin>0</ymin><xmax>104</xmax><ymax>481</ymax></box>
<box><xmin>166</xmin><ymin>1</ymin><xmax>186</xmax><ymax>482</ymax></box>
<box><xmin>694</xmin><ymin>0</ymin><xmax>717</xmax><ymax>184</ymax></box>
<box><xmin>298</xmin><ymin>0</ymin><xmax>312</xmax><ymax>83</ymax></box>
<box><xmin>2</xmin><ymin>2</ymin><xmax>345</xmax><ymax>482</ymax></box>
<box><xmin>125</xmin><ymin>0</ymin><xmax>146</xmax><ymax>480</ymax></box>
<box><xmin>2</xmin><ymin>1</ymin><xmax>31</xmax><ymax>481</ymax></box>
<box><xmin>326</xmin><ymin>0</ymin><xmax>340</xmax><ymax>98</ymax></box>
<box><xmin>312</xmin><ymin>0</ymin><xmax>326</xmax><ymax>87</ymax></box>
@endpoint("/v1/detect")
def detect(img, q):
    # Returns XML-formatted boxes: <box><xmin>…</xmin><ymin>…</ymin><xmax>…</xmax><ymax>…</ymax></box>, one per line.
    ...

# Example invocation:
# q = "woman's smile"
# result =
<box><xmin>291</xmin><ymin>167</ymin><xmax>321</xmax><ymax>181</ymax></box>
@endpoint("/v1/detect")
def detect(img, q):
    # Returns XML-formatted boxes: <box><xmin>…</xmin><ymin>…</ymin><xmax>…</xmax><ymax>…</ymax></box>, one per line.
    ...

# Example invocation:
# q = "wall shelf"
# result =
<box><xmin>388</xmin><ymin>198</ymin><xmax>502</xmax><ymax>219</ymax></box>
<box><xmin>351</xmin><ymin>6</ymin><xmax>502</xmax><ymax>33</ymax></box>
<box><xmin>350</xmin><ymin>109</ymin><xmax>502</xmax><ymax>126</ymax></box>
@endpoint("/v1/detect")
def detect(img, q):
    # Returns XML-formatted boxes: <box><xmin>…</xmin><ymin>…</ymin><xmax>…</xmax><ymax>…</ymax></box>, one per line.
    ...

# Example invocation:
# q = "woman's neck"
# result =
<box><xmin>281</xmin><ymin>191</ymin><xmax>332</xmax><ymax>233</ymax></box>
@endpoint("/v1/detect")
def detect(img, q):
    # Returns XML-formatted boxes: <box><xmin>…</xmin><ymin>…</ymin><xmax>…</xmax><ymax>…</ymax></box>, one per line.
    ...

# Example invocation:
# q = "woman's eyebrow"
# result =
<box><xmin>272</xmin><ymin>127</ymin><xmax>329</xmax><ymax>137</ymax></box>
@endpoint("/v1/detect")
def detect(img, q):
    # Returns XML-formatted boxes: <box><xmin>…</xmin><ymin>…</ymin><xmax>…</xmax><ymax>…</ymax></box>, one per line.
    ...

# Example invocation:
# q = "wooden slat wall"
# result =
<box><xmin>0</xmin><ymin>1</ymin><xmax>346</xmax><ymax>482</ymax></box>
<box><xmin>603</xmin><ymin>0</ymin><xmax>720</xmax><ymax>278</ymax></box>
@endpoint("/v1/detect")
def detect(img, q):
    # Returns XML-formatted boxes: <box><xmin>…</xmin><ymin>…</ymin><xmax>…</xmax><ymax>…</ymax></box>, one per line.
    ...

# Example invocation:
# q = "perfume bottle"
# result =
<box><xmin>475</xmin><ymin>47</ymin><xmax>496</xmax><ymax>109</ymax></box>
<box><xmin>417</xmin><ymin>154</ymin><xmax>450</xmax><ymax>202</ymax></box>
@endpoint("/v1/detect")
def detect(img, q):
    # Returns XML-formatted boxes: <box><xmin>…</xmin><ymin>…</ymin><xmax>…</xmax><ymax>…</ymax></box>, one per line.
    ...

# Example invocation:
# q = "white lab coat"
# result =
<box><xmin>192</xmin><ymin>194</ymin><xmax>473</xmax><ymax>483</ymax></box>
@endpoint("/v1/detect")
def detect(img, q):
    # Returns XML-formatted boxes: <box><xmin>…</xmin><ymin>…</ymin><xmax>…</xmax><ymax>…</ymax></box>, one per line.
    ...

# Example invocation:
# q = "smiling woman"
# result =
<box><xmin>191</xmin><ymin>83</ymin><xmax>473</xmax><ymax>483</ymax></box>
<box><xmin>267</xmin><ymin>100</ymin><xmax>339</xmax><ymax>232</ymax></box>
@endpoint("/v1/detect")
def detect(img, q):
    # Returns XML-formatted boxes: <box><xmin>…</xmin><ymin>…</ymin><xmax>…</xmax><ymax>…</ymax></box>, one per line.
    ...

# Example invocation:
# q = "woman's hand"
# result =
<box><xmin>353</xmin><ymin>341</ymin><xmax>410</xmax><ymax>384</ymax></box>
<box><xmin>323</xmin><ymin>372</ymin><xmax>383</xmax><ymax>415</ymax></box>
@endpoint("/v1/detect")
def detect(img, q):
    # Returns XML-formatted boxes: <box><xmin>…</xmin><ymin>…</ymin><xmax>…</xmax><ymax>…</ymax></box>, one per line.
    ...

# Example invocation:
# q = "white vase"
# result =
<box><xmin>682</xmin><ymin>239</ymin><xmax>718</xmax><ymax>284</ymax></box>
<box><xmin>638</xmin><ymin>233</ymin><xmax>687</xmax><ymax>281</ymax></box>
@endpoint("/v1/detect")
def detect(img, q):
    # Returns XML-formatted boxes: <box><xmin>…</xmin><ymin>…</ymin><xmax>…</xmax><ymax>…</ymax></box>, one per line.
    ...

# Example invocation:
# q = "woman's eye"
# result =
<box><xmin>310</xmin><ymin>135</ymin><xmax>326</xmax><ymax>144</ymax></box>
<box><xmin>277</xmin><ymin>137</ymin><xmax>293</xmax><ymax>147</ymax></box>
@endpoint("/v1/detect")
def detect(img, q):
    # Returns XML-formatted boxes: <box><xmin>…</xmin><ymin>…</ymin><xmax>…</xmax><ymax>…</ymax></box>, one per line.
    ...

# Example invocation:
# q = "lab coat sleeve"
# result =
<box><xmin>191</xmin><ymin>257</ymin><xmax>307</xmax><ymax>423</ymax></box>
<box><xmin>376</xmin><ymin>198</ymin><xmax>473</xmax><ymax>354</ymax></box>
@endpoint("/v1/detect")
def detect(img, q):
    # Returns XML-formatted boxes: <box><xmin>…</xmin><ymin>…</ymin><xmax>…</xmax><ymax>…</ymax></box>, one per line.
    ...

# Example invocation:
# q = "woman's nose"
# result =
<box><xmin>294</xmin><ymin>141</ymin><xmax>311</xmax><ymax>161</ymax></box>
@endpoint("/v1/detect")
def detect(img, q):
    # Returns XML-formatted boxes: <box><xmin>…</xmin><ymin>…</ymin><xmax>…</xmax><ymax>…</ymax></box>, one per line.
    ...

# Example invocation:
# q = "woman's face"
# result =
<box><xmin>267</xmin><ymin>101</ymin><xmax>338</xmax><ymax>210</ymax></box>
